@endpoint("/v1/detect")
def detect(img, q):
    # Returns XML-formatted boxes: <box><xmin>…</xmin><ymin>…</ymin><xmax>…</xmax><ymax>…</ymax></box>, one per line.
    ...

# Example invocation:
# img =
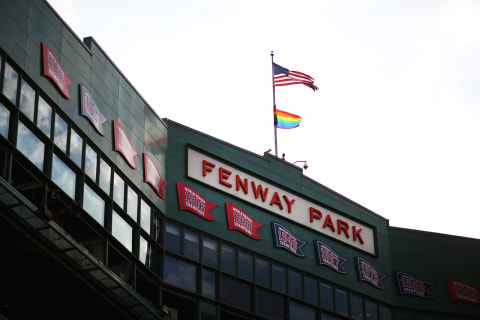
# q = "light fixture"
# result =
<box><xmin>293</xmin><ymin>160</ymin><xmax>308</xmax><ymax>170</ymax></box>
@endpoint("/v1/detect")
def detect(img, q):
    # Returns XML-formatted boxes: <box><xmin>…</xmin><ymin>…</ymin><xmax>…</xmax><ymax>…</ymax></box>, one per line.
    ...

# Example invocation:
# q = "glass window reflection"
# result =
<box><xmin>255</xmin><ymin>257</ymin><xmax>270</xmax><ymax>287</ymax></box>
<box><xmin>351</xmin><ymin>294</ymin><xmax>364</xmax><ymax>320</ymax></box>
<box><xmin>113</xmin><ymin>172</ymin><xmax>124</xmax><ymax>208</ymax></box>
<box><xmin>184</xmin><ymin>229</ymin><xmax>199</xmax><ymax>261</ymax></box>
<box><xmin>83</xmin><ymin>183</ymin><xmax>105</xmax><ymax>225</ymax></box>
<box><xmin>165</xmin><ymin>222</ymin><xmax>181</xmax><ymax>254</ymax></box>
<box><xmin>289</xmin><ymin>301</ymin><xmax>316</xmax><ymax>320</ymax></box>
<box><xmin>202</xmin><ymin>237</ymin><xmax>218</xmax><ymax>268</ymax></box>
<box><xmin>164</xmin><ymin>255</ymin><xmax>196</xmax><ymax>292</ymax></box>
<box><xmin>335</xmin><ymin>288</ymin><xmax>348</xmax><ymax>316</ymax></box>
<box><xmin>139</xmin><ymin>236</ymin><xmax>151</xmax><ymax>266</ymax></box>
<box><xmin>304</xmin><ymin>275</ymin><xmax>318</xmax><ymax>305</ymax></box>
<box><xmin>126</xmin><ymin>186</ymin><xmax>138</xmax><ymax>220</ymax></box>
<box><xmin>2</xmin><ymin>62</ymin><xmax>18</xmax><ymax>105</ymax></box>
<box><xmin>17</xmin><ymin>122</ymin><xmax>44</xmax><ymax>170</ymax></box>
<box><xmin>272</xmin><ymin>264</ymin><xmax>286</xmax><ymax>293</ymax></box>
<box><xmin>112</xmin><ymin>210</ymin><xmax>132</xmax><ymax>251</ymax></box>
<box><xmin>54</xmin><ymin>113</ymin><xmax>68</xmax><ymax>153</ymax></box>
<box><xmin>320</xmin><ymin>282</ymin><xmax>334</xmax><ymax>311</ymax></box>
<box><xmin>288</xmin><ymin>269</ymin><xmax>302</xmax><ymax>299</ymax></box>
<box><xmin>98</xmin><ymin>158</ymin><xmax>111</xmax><ymax>194</ymax></box>
<box><xmin>52</xmin><ymin>154</ymin><xmax>76</xmax><ymax>199</ymax></box>
<box><xmin>0</xmin><ymin>102</ymin><xmax>10</xmax><ymax>138</ymax></box>
<box><xmin>202</xmin><ymin>269</ymin><xmax>216</xmax><ymax>299</ymax></box>
<box><xmin>36</xmin><ymin>97</ymin><xmax>52</xmax><ymax>137</ymax></box>
<box><xmin>19</xmin><ymin>79</ymin><xmax>35</xmax><ymax>121</ymax></box>
<box><xmin>221</xmin><ymin>244</ymin><xmax>235</xmax><ymax>274</ymax></box>
<box><xmin>256</xmin><ymin>288</ymin><xmax>284</xmax><ymax>320</ymax></box>
<box><xmin>84</xmin><ymin>144</ymin><xmax>97</xmax><ymax>181</ymax></box>
<box><xmin>140</xmin><ymin>199</ymin><xmax>151</xmax><ymax>234</ymax></box>
<box><xmin>238</xmin><ymin>250</ymin><xmax>252</xmax><ymax>281</ymax></box>
<box><xmin>69</xmin><ymin>128</ymin><xmax>83</xmax><ymax>167</ymax></box>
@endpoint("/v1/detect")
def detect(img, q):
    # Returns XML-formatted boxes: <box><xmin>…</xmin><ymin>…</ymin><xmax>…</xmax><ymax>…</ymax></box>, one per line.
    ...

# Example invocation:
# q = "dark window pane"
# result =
<box><xmin>51</xmin><ymin>154</ymin><xmax>76</xmax><ymax>199</ymax></box>
<box><xmin>393</xmin><ymin>311</ymin><xmax>413</xmax><ymax>320</ymax></box>
<box><xmin>350</xmin><ymin>293</ymin><xmax>364</xmax><ymax>319</ymax></box>
<box><xmin>379</xmin><ymin>305</ymin><xmax>391</xmax><ymax>320</ymax></box>
<box><xmin>54</xmin><ymin>113</ymin><xmax>68</xmax><ymax>153</ymax></box>
<box><xmin>164</xmin><ymin>255</ymin><xmax>196</xmax><ymax>292</ymax></box>
<box><xmin>256</xmin><ymin>288</ymin><xmax>285</xmax><ymax>320</ymax></box>
<box><xmin>414</xmin><ymin>313</ymin><xmax>434</xmax><ymax>320</ymax></box>
<box><xmin>69</xmin><ymin>128</ymin><xmax>83</xmax><ymax>167</ymax></box>
<box><xmin>140</xmin><ymin>199</ymin><xmax>151</xmax><ymax>234</ymax></box>
<box><xmin>165</xmin><ymin>222</ymin><xmax>181</xmax><ymax>254</ymax></box>
<box><xmin>85</xmin><ymin>144</ymin><xmax>97</xmax><ymax>181</ymax></box>
<box><xmin>320</xmin><ymin>282</ymin><xmax>333</xmax><ymax>311</ymax></box>
<box><xmin>0</xmin><ymin>102</ymin><xmax>10</xmax><ymax>138</ymax></box>
<box><xmin>255</xmin><ymin>257</ymin><xmax>270</xmax><ymax>287</ymax></box>
<box><xmin>238</xmin><ymin>250</ymin><xmax>252</xmax><ymax>281</ymax></box>
<box><xmin>112</xmin><ymin>210</ymin><xmax>132</xmax><ymax>251</ymax></box>
<box><xmin>272</xmin><ymin>264</ymin><xmax>286</xmax><ymax>293</ymax></box>
<box><xmin>98</xmin><ymin>158</ymin><xmax>111</xmax><ymax>194</ymax></box>
<box><xmin>126</xmin><ymin>185</ymin><xmax>138</xmax><ymax>220</ymax></box>
<box><xmin>202</xmin><ymin>269</ymin><xmax>216</xmax><ymax>299</ymax></box>
<box><xmin>202</xmin><ymin>237</ymin><xmax>218</xmax><ymax>268</ymax></box>
<box><xmin>184</xmin><ymin>229</ymin><xmax>199</xmax><ymax>261</ymax></box>
<box><xmin>112</xmin><ymin>172</ymin><xmax>124</xmax><ymax>207</ymax></box>
<box><xmin>304</xmin><ymin>275</ymin><xmax>318</xmax><ymax>305</ymax></box>
<box><xmin>2</xmin><ymin>62</ymin><xmax>18</xmax><ymax>105</ymax></box>
<box><xmin>83</xmin><ymin>184</ymin><xmax>105</xmax><ymax>225</ymax></box>
<box><xmin>288</xmin><ymin>269</ymin><xmax>302</xmax><ymax>299</ymax></box>
<box><xmin>17</xmin><ymin>121</ymin><xmax>44</xmax><ymax>170</ymax></box>
<box><xmin>199</xmin><ymin>301</ymin><xmax>216</xmax><ymax>320</ymax></box>
<box><xmin>322</xmin><ymin>313</ymin><xmax>343</xmax><ymax>320</ymax></box>
<box><xmin>139</xmin><ymin>236</ymin><xmax>151</xmax><ymax>266</ymax></box>
<box><xmin>19</xmin><ymin>79</ymin><xmax>35</xmax><ymax>121</ymax></box>
<box><xmin>37</xmin><ymin>97</ymin><xmax>52</xmax><ymax>137</ymax></box>
<box><xmin>335</xmin><ymin>288</ymin><xmax>348</xmax><ymax>316</ymax></box>
<box><xmin>220</xmin><ymin>275</ymin><xmax>250</xmax><ymax>311</ymax></box>
<box><xmin>365</xmin><ymin>299</ymin><xmax>378</xmax><ymax>320</ymax></box>
<box><xmin>289</xmin><ymin>301</ymin><xmax>316</xmax><ymax>320</ymax></box>
<box><xmin>221</xmin><ymin>244</ymin><xmax>235</xmax><ymax>274</ymax></box>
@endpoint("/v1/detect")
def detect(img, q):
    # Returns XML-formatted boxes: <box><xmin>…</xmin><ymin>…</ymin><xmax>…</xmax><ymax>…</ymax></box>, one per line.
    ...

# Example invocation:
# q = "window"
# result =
<box><xmin>19</xmin><ymin>79</ymin><xmax>35</xmax><ymax>121</ymax></box>
<box><xmin>113</xmin><ymin>172</ymin><xmax>125</xmax><ymax>208</ymax></box>
<box><xmin>304</xmin><ymin>275</ymin><xmax>318</xmax><ymax>305</ymax></box>
<box><xmin>0</xmin><ymin>102</ymin><xmax>10</xmax><ymax>138</ymax></box>
<box><xmin>335</xmin><ymin>288</ymin><xmax>348</xmax><ymax>316</ymax></box>
<box><xmin>365</xmin><ymin>299</ymin><xmax>377</xmax><ymax>320</ymax></box>
<box><xmin>238</xmin><ymin>250</ymin><xmax>253</xmax><ymax>281</ymax></box>
<box><xmin>54</xmin><ymin>113</ymin><xmax>68</xmax><ymax>153</ymax></box>
<box><xmin>36</xmin><ymin>96</ymin><xmax>52</xmax><ymax>137</ymax></box>
<box><xmin>199</xmin><ymin>301</ymin><xmax>216</xmax><ymax>320</ymax></box>
<box><xmin>272</xmin><ymin>264</ymin><xmax>286</xmax><ymax>293</ymax></box>
<box><xmin>289</xmin><ymin>301</ymin><xmax>315</xmax><ymax>320</ymax></box>
<box><xmin>98</xmin><ymin>158</ymin><xmax>111</xmax><ymax>194</ymax></box>
<box><xmin>140</xmin><ymin>199</ymin><xmax>151</xmax><ymax>234</ymax></box>
<box><xmin>184</xmin><ymin>229</ymin><xmax>200</xmax><ymax>261</ymax></box>
<box><xmin>256</xmin><ymin>288</ymin><xmax>285</xmax><ymax>320</ymax></box>
<box><xmin>351</xmin><ymin>294</ymin><xmax>364</xmax><ymax>319</ymax></box>
<box><xmin>379</xmin><ymin>305</ymin><xmax>391</xmax><ymax>320</ymax></box>
<box><xmin>320</xmin><ymin>282</ymin><xmax>334</xmax><ymax>311</ymax></box>
<box><xmin>202</xmin><ymin>269</ymin><xmax>216</xmax><ymax>298</ymax></box>
<box><xmin>202</xmin><ymin>237</ymin><xmax>218</xmax><ymax>268</ymax></box>
<box><xmin>83</xmin><ymin>183</ymin><xmax>105</xmax><ymax>225</ymax></box>
<box><xmin>2</xmin><ymin>62</ymin><xmax>18</xmax><ymax>105</ymax></box>
<box><xmin>165</xmin><ymin>222</ymin><xmax>181</xmax><ymax>254</ymax></box>
<box><xmin>51</xmin><ymin>154</ymin><xmax>76</xmax><ymax>199</ymax></box>
<box><xmin>221</xmin><ymin>244</ymin><xmax>236</xmax><ymax>274</ymax></box>
<box><xmin>164</xmin><ymin>255</ymin><xmax>196</xmax><ymax>292</ymax></box>
<box><xmin>111</xmin><ymin>210</ymin><xmax>132</xmax><ymax>251</ymax></box>
<box><xmin>85</xmin><ymin>144</ymin><xmax>97</xmax><ymax>181</ymax></box>
<box><xmin>255</xmin><ymin>257</ymin><xmax>270</xmax><ymax>287</ymax></box>
<box><xmin>139</xmin><ymin>236</ymin><xmax>151</xmax><ymax>266</ymax></box>
<box><xmin>288</xmin><ymin>269</ymin><xmax>302</xmax><ymax>299</ymax></box>
<box><xmin>69</xmin><ymin>128</ymin><xmax>83</xmax><ymax>167</ymax></box>
<box><xmin>17</xmin><ymin>121</ymin><xmax>44</xmax><ymax>170</ymax></box>
<box><xmin>220</xmin><ymin>275</ymin><xmax>251</xmax><ymax>311</ymax></box>
<box><xmin>126</xmin><ymin>185</ymin><xmax>138</xmax><ymax>220</ymax></box>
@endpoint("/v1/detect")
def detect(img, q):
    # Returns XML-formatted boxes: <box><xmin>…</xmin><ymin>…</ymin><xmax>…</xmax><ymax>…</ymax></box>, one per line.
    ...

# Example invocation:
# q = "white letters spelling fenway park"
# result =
<box><xmin>188</xmin><ymin>148</ymin><xmax>375</xmax><ymax>254</ymax></box>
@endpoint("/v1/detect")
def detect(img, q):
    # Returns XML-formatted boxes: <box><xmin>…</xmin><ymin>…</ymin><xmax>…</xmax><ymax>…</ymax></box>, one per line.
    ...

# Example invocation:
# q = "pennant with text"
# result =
<box><xmin>144</xmin><ymin>153</ymin><xmax>167</xmax><ymax>199</ymax></box>
<box><xmin>177</xmin><ymin>182</ymin><xmax>217</xmax><ymax>221</ymax></box>
<box><xmin>355</xmin><ymin>257</ymin><xmax>386</xmax><ymax>290</ymax></box>
<box><xmin>42</xmin><ymin>42</ymin><xmax>73</xmax><ymax>99</ymax></box>
<box><xmin>272</xmin><ymin>222</ymin><xmax>306</xmax><ymax>257</ymax></box>
<box><xmin>225</xmin><ymin>202</ymin><xmax>263</xmax><ymax>240</ymax></box>
<box><xmin>314</xmin><ymin>240</ymin><xmax>348</xmax><ymax>274</ymax></box>
<box><xmin>395</xmin><ymin>272</ymin><xmax>435</xmax><ymax>299</ymax></box>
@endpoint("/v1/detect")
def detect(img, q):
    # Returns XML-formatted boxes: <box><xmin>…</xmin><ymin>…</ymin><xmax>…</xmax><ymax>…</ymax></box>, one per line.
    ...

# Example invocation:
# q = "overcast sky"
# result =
<box><xmin>47</xmin><ymin>0</ymin><xmax>480</xmax><ymax>240</ymax></box>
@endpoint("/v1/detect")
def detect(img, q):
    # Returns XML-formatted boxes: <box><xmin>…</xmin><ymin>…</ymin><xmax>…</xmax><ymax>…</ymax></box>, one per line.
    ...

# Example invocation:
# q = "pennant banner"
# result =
<box><xmin>355</xmin><ymin>257</ymin><xmax>386</xmax><ymax>290</ymax></box>
<box><xmin>225</xmin><ymin>202</ymin><xmax>263</xmax><ymax>240</ymax></box>
<box><xmin>177</xmin><ymin>182</ymin><xmax>217</xmax><ymax>221</ymax></box>
<box><xmin>144</xmin><ymin>153</ymin><xmax>167</xmax><ymax>199</ymax></box>
<box><xmin>80</xmin><ymin>84</ymin><xmax>107</xmax><ymax>135</ymax></box>
<box><xmin>42</xmin><ymin>42</ymin><xmax>73</xmax><ymax>99</ymax></box>
<box><xmin>446</xmin><ymin>279</ymin><xmax>480</xmax><ymax>305</ymax></box>
<box><xmin>314</xmin><ymin>240</ymin><xmax>348</xmax><ymax>273</ymax></box>
<box><xmin>395</xmin><ymin>272</ymin><xmax>435</xmax><ymax>299</ymax></box>
<box><xmin>272</xmin><ymin>222</ymin><xmax>306</xmax><ymax>257</ymax></box>
<box><xmin>113</xmin><ymin>120</ymin><xmax>138</xmax><ymax>169</ymax></box>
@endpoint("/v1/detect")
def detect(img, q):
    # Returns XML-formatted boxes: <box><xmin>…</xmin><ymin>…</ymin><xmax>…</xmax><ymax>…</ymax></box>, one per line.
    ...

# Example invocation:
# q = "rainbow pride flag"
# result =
<box><xmin>274</xmin><ymin>108</ymin><xmax>302</xmax><ymax>129</ymax></box>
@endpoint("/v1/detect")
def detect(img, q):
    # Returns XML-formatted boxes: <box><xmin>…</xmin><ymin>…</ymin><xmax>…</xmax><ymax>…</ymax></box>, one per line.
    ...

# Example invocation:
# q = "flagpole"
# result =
<box><xmin>271</xmin><ymin>51</ymin><xmax>278</xmax><ymax>157</ymax></box>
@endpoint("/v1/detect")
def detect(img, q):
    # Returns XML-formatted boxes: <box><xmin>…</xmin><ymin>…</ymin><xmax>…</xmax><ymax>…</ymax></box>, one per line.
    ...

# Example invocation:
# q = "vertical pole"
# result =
<box><xmin>271</xmin><ymin>51</ymin><xmax>278</xmax><ymax>157</ymax></box>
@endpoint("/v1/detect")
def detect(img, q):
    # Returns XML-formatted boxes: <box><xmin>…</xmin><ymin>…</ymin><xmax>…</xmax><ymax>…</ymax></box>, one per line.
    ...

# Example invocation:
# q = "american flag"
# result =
<box><xmin>273</xmin><ymin>63</ymin><xmax>318</xmax><ymax>91</ymax></box>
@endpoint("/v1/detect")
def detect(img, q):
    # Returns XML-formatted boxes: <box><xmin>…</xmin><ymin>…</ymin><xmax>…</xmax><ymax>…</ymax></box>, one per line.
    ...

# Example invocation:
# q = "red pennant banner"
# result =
<box><xmin>446</xmin><ymin>279</ymin><xmax>480</xmax><ymax>305</ymax></box>
<box><xmin>177</xmin><ymin>182</ymin><xmax>217</xmax><ymax>221</ymax></box>
<box><xmin>225</xmin><ymin>202</ymin><xmax>263</xmax><ymax>240</ymax></box>
<box><xmin>113</xmin><ymin>120</ymin><xmax>138</xmax><ymax>169</ymax></box>
<box><xmin>144</xmin><ymin>153</ymin><xmax>167</xmax><ymax>199</ymax></box>
<box><xmin>42</xmin><ymin>42</ymin><xmax>73</xmax><ymax>99</ymax></box>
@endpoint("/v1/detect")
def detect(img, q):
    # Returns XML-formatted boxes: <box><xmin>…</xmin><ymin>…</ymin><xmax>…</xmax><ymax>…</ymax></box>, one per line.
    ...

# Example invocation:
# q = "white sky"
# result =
<box><xmin>47</xmin><ymin>0</ymin><xmax>480</xmax><ymax>240</ymax></box>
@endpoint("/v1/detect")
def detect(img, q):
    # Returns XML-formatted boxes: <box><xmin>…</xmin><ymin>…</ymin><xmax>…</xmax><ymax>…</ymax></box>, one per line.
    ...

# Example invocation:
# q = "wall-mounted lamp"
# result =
<box><xmin>293</xmin><ymin>160</ymin><xmax>308</xmax><ymax>170</ymax></box>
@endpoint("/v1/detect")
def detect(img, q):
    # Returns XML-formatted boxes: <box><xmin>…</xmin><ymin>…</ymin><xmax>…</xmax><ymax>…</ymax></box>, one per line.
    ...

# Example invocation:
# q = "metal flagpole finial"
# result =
<box><xmin>271</xmin><ymin>50</ymin><xmax>274</xmax><ymax>57</ymax></box>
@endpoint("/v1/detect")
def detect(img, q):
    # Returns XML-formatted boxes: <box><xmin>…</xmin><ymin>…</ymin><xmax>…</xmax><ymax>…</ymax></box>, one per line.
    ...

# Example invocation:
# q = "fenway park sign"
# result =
<box><xmin>187</xmin><ymin>148</ymin><xmax>375</xmax><ymax>254</ymax></box>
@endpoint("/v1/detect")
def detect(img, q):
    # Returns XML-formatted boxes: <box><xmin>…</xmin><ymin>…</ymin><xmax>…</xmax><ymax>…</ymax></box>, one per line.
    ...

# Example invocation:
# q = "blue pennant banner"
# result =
<box><xmin>355</xmin><ymin>257</ymin><xmax>386</xmax><ymax>290</ymax></box>
<box><xmin>314</xmin><ymin>240</ymin><xmax>348</xmax><ymax>274</ymax></box>
<box><xmin>271</xmin><ymin>222</ymin><xmax>306</xmax><ymax>257</ymax></box>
